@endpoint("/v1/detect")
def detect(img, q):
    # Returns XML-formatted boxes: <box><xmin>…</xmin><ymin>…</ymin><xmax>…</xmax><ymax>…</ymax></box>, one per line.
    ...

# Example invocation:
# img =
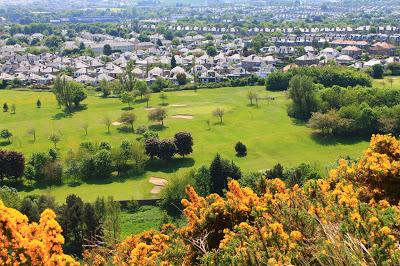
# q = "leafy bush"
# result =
<box><xmin>234</xmin><ymin>141</ymin><xmax>247</xmax><ymax>156</ymax></box>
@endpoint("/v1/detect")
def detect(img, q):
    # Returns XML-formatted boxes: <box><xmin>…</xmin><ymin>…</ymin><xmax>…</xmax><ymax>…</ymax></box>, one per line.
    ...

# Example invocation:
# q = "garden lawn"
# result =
<box><xmin>0</xmin><ymin>87</ymin><xmax>369</xmax><ymax>202</ymax></box>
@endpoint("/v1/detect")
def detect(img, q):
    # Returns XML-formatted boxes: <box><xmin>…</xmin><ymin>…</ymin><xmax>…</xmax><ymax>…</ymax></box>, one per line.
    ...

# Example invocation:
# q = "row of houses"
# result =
<box><xmin>141</xmin><ymin>24</ymin><xmax>400</xmax><ymax>35</ymax></box>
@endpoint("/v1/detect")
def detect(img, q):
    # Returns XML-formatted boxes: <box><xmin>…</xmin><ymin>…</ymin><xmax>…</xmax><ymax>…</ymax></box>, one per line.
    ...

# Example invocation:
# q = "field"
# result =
<box><xmin>0</xmin><ymin>86</ymin><xmax>369</xmax><ymax>202</ymax></box>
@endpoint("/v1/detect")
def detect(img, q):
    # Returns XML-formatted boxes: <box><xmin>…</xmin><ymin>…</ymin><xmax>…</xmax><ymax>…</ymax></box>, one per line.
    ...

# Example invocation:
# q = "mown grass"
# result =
<box><xmin>0</xmin><ymin>86</ymin><xmax>369</xmax><ymax>202</ymax></box>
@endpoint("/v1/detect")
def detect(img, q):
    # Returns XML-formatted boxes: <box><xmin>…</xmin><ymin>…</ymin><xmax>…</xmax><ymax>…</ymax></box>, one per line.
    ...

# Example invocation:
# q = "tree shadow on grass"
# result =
<box><xmin>310</xmin><ymin>133</ymin><xmax>369</xmax><ymax>146</ymax></box>
<box><xmin>146</xmin><ymin>157</ymin><xmax>195</xmax><ymax>173</ymax></box>
<box><xmin>0</xmin><ymin>141</ymin><xmax>11</xmax><ymax>147</ymax></box>
<box><xmin>135</xmin><ymin>98</ymin><xmax>147</xmax><ymax>103</ymax></box>
<box><xmin>149</xmin><ymin>124</ymin><xmax>167</xmax><ymax>131</ymax></box>
<box><xmin>82</xmin><ymin>171</ymin><xmax>145</xmax><ymax>185</ymax></box>
<box><xmin>17</xmin><ymin>181</ymin><xmax>64</xmax><ymax>192</ymax></box>
<box><xmin>121</xmin><ymin>106</ymin><xmax>134</xmax><ymax>111</ymax></box>
<box><xmin>117</xmin><ymin>126</ymin><xmax>135</xmax><ymax>134</ymax></box>
<box><xmin>290</xmin><ymin>117</ymin><xmax>308</xmax><ymax>126</ymax></box>
<box><xmin>52</xmin><ymin>105</ymin><xmax>87</xmax><ymax>120</ymax></box>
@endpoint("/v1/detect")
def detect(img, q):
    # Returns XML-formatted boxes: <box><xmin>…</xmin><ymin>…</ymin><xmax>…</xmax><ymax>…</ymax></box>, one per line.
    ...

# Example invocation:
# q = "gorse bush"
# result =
<box><xmin>0</xmin><ymin>201</ymin><xmax>78</xmax><ymax>265</ymax></box>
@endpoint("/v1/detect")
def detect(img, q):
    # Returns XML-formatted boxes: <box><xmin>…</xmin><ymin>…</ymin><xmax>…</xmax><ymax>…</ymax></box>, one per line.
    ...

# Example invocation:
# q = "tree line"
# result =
<box><xmin>286</xmin><ymin>74</ymin><xmax>400</xmax><ymax>136</ymax></box>
<box><xmin>265</xmin><ymin>64</ymin><xmax>372</xmax><ymax>91</ymax></box>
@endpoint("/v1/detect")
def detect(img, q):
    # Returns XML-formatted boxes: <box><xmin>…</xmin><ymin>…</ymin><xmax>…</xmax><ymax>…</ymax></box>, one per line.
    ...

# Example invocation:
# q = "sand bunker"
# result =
<box><xmin>149</xmin><ymin>177</ymin><xmax>168</xmax><ymax>194</ymax></box>
<box><xmin>150</xmin><ymin>186</ymin><xmax>164</xmax><ymax>194</ymax></box>
<box><xmin>145</xmin><ymin>107</ymin><xmax>155</xmax><ymax>111</ymax></box>
<box><xmin>149</xmin><ymin>177</ymin><xmax>168</xmax><ymax>186</ymax></box>
<box><xmin>112</xmin><ymin>121</ymin><xmax>123</xmax><ymax>126</ymax></box>
<box><xmin>171</xmin><ymin>104</ymin><xmax>187</xmax><ymax>107</ymax></box>
<box><xmin>171</xmin><ymin>114</ymin><xmax>194</xmax><ymax>119</ymax></box>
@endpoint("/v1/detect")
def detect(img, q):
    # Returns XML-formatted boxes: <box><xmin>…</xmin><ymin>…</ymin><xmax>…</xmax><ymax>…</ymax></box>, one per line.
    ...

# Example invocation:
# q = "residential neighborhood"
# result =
<box><xmin>0</xmin><ymin>27</ymin><xmax>398</xmax><ymax>87</ymax></box>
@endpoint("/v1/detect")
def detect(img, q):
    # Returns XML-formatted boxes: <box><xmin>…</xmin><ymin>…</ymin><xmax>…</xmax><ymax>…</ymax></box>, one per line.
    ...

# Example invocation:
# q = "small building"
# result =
<box><xmin>295</xmin><ymin>54</ymin><xmax>319</xmax><ymax>66</ymax></box>
<box><xmin>369</xmin><ymin>42</ymin><xmax>396</xmax><ymax>56</ymax></box>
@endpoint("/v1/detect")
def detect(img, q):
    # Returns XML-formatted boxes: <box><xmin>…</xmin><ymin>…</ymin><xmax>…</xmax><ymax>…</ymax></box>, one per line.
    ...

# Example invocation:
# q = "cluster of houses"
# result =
<box><xmin>0</xmin><ymin>30</ymin><xmax>398</xmax><ymax>87</ymax></box>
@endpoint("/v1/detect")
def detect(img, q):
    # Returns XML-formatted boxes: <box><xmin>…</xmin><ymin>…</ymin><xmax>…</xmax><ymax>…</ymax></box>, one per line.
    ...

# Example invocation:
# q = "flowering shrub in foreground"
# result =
<box><xmin>0</xmin><ymin>201</ymin><xmax>78</xmax><ymax>265</ymax></box>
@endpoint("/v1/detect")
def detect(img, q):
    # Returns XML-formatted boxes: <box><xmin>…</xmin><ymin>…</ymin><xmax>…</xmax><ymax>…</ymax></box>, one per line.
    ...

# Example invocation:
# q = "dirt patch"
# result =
<box><xmin>171</xmin><ymin>104</ymin><xmax>187</xmax><ymax>107</ymax></box>
<box><xmin>145</xmin><ymin>107</ymin><xmax>155</xmax><ymax>111</ymax></box>
<box><xmin>112</xmin><ymin>121</ymin><xmax>123</xmax><ymax>126</ymax></box>
<box><xmin>150</xmin><ymin>186</ymin><xmax>164</xmax><ymax>194</ymax></box>
<box><xmin>171</xmin><ymin>114</ymin><xmax>194</xmax><ymax>119</ymax></box>
<box><xmin>149</xmin><ymin>177</ymin><xmax>168</xmax><ymax>186</ymax></box>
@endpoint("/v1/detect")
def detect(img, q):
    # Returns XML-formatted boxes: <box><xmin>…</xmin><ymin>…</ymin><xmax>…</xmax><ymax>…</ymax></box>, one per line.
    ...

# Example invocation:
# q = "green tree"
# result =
<box><xmin>193</xmin><ymin>166</ymin><xmax>212</xmax><ymax>196</ymax></box>
<box><xmin>3</xmin><ymin>103</ymin><xmax>8</xmax><ymax>112</ymax></box>
<box><xmin>59</xmin><ymin>194</ymin><xmax>86</xmax><ymax>256</ymax></box>
<box><xmin>119</xmin><ymin>111</ymin><xmax>137</xmax><ymax>132</ymax></box>
<box><xmin>48</xmin><ymin>133</ymin><xmax>60</xmax><ymax>148</ymax></box>
<box><xmin>103</xmin><ymin>197</ymin><xmax>121</xmax><ymax>247</ymax></box>
<box><xmin>53</xmin><ymin>77</ymin><xmax>87</xmax><ymax>112</ymax></box>
<box><xmin>1</xmin><ymin>129</ymin><xmax>12</xmax><ymax>143</ymax></box>
<box><xmin>27</xmin><ymin>128</ymin><xmax>36</xmax><ymax>142</ymax></box>
<box><xmin>120</xmin><ymin>91</ymin><xmax>135</xmax><ymax>109</ymax></box>
<box><xmin>160</xmin><ymin>171</ymin><xmax>193</xmax><ymax>215</ymax></box>
<box><xmin>144</xmin><ymin>138</ymin><xmax>159</xmax><ymax>159</ymax></box>
<box><xmin>247</xmin><ymin>90</ymin><xmax>258</xmax><ymax>105</ymax></box>
<box><xmin>143</xmin><ymin>93</ymin><xmax>151</xmax><ymax>108</ymax></box>
<box><xmin>209</xmin><ymin>154</ymin><xmax>242</xmax><ymax>195</ymax></box>
<box><xmin>288</xmin><ymin>75</ymin><xmax>318</xmax><ymax>119</ymax></box>
<box><xmin>134</xmin><ymin>80</ymin><xmax>149</xmax><ymax>98</ymax></box>
<box><xmin>176</xmin><ymin>73</ymin><xmax>188</xmax><ymax>85</ymax></box>
<box><xmin>158</xmin><ymin>139</ymin><xmax>177</xmax><ymax>161</ymax></box>
<box><xmin>235</xmin><ymin>142</ymin><xmax>247</xmax><ymax>156</ymax></box>
<box><xmin>371</xmin><ymin>64</ymin><xmax>384</xmax><ymax>79</ymax></box>
<box><xmin>174</xmin><ymin>131</ymin><xmax>194</xmax><ymax>157</ymax></box>
<box><xmin>206</xmin><ymin>45</ymin><xmax>218</xmax><ymax>57</ymax></box>
<box><xmin>212</xmin><ymin>108</ymin><xmax>225</xmax><ymax>124</ymax></box>
<box><xmin>130</xmin><ymin>141</ymin><xmax>148</xmax><ymax>171</ymax></box>
<box><xmin>148</xmin><ymin>107</ymin><xmax>167</xmax><ymax>126</ymax></box>
<box><xmin>100</xmin><ymin>79</ymin><xmax>111</xmax><ymax>97</ymax></box>
<box><xmin>103</xmin><ymin>44</ymin><xmax>112</xmax><ymax>56</ymax></box>
<box><xmin>119</xmin><ymin>62</ymin><xmax>136</xmax><ymax>92</ymax></box>
<box><xmin>171</xmin><ymin>55</ymin><xmax>177</xmax><ymax>69</ymax></box>
<box><xmin>103</xmin><ymin>116</ymin><xmax>112</xmax><ymax>134</ymax></box>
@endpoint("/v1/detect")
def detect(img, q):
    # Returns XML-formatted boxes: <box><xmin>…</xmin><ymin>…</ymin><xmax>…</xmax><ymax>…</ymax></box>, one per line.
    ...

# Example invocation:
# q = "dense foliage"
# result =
<box><xmin>308</xmin><ymin>85</ymin><xmax>400</xmax><ymax>136</ymax></box>
<box><xmin>266</xmin><ymin>65</ymin><xmax>372</xmax><ymax>91</ymax></box>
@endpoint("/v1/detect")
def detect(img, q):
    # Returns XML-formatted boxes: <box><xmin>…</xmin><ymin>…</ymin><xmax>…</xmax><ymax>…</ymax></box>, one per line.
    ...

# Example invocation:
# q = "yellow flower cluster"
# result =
<box><xmin>0</xmin><ymin>201</ymin><xmax>78</xmax><ymax>266</ymax></box>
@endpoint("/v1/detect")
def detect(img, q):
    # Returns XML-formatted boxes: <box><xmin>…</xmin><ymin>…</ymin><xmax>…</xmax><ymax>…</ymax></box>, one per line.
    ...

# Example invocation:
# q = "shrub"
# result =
<box><xmin>158</xmin><ymin>139</ymin><xmax>177</xmax><ymax>161</ymax></box>
<box><xmin>173</xmin><ymin>132</ymin><xmax>193</xmax><ymax>157</ymax></box>
<box><xmin>144</xmin><ymin>138</ymin><xmax>160</xmax><ymax>159</ymax></box>
<box><xmin>234</xmin><ymin>141</ymin><xmax>247</xmax><ymax>156</ymax></box>
<box><xmin>0</xmin><ymin>150</ymin><xmax>25</xmax><ymax>181</ymax></box>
